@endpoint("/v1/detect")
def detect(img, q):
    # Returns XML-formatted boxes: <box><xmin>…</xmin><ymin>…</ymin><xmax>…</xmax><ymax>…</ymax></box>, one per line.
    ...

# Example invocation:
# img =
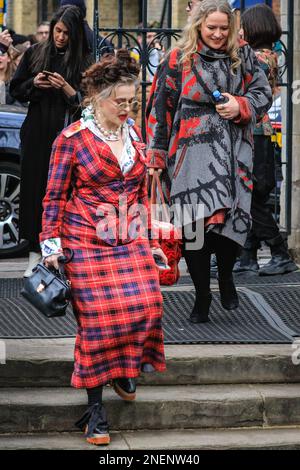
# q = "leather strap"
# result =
<box><xmin>150</xmin><ymin>171</ymin><xmax>170</xmax><ymax>222</ymax></box>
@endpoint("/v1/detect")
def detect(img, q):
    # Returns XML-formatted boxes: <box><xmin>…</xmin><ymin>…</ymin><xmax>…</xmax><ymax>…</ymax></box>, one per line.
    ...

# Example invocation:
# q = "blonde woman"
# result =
<box><xmin>146</xmin><ymin>0</ymin><xmax>272</xmax><ymax>323</ymax></box>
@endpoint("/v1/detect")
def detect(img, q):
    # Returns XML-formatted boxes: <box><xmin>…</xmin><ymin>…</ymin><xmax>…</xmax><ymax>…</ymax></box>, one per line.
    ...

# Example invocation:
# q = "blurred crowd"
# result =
<box><xmin>0</xmin><ymin>22</ymin><xmax>50</xmax><ymax>106</ymax></box>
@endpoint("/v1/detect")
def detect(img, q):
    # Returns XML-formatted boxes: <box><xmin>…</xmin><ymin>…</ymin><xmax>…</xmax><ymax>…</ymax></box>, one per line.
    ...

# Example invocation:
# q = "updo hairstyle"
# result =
<box><xmin>82</xmin><ymin>49</ymin><xmax>140</xmax><ymax>107</ymax></box>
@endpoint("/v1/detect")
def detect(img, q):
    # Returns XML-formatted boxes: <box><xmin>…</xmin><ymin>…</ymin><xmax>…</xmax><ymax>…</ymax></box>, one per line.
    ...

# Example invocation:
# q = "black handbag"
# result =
<box><xmin>21</xmin><ymin>250</ymin><xmax>73</xmax><ymax>318</ymax></box>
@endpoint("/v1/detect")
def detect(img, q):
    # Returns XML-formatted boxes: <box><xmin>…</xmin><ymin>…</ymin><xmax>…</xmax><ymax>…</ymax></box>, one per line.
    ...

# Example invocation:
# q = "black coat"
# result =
<box><xmin>10</xmin><ymin>46</ymin><xmax>92</xmax><ymax>246</ymax></box>
<box><xmin>84</xmin><ymin>21</ymin><xmax>114</xmax><ymax>55</ymax></box>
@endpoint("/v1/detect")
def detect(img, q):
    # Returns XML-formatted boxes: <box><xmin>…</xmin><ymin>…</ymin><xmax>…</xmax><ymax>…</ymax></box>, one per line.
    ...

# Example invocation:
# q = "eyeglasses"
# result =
<box><xmin>109</xmin><ymin>98</ymin><xmax>139</xmax><ymax>111</ymax></box>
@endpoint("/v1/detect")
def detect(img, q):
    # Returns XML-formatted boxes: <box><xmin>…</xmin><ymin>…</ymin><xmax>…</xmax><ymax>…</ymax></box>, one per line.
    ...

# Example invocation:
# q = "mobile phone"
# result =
<box><xmin>42</xmin><ymin>70</ymin><xmax>55</xmax><ymax>78</ymax></box>
<box><xmin>153</xmin><ymin>254</ymin><xmax>171</xmax><ymax>270</ymax></box>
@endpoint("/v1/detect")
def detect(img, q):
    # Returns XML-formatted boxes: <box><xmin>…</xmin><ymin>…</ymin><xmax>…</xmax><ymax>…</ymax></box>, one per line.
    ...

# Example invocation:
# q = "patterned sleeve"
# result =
<box><xmin>234</xmin><ymin>45</ymin><xmax>273</xmax><ymax>126</ymax></box>
<box><xmin>39</xmin><ymin>132</ymin><xmax>76</xmax><ymax>245</ymax></box>
<box><xmin>146</xmin><ymin>49</ymin><xmax>181</xmax><ymax>169</ymax></box>
<box><xmin>255</xmin><ymin>49</ymin><xmax>278</xmax><ymax>94</ymax></box>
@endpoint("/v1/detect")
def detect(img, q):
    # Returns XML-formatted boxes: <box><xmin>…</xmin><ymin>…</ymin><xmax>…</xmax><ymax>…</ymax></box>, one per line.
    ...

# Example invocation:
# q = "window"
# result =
<box><xmin>38</xmin><ymin>0</ymin><xmax>60</xmax><ymax>23</ymax></box>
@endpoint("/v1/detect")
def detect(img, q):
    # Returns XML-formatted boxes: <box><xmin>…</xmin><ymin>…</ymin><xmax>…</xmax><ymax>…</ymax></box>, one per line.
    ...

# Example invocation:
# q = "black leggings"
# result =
<box><xmin>183</xmin><ymin>232</ymin><xmax>239</xmax><ymax>295</ymax></box>
<box><xmin>86</xmin><ymin>385</ymin><xmax>103</xmax><ymax>406</ymax></box>
<box><xmin>28</xmin><ymin>241</ymin><xmax>41</xmax><ymax>253</ymax></box>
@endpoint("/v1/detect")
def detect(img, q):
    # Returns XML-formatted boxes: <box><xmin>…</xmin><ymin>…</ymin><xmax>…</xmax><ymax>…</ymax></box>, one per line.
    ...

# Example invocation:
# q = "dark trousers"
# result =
<box><xmin>245</xmin><ymin>135</ymin><xmax>284</xmax><ymax>250</ymax></box>
<box><xmin>183</xmin><ymin>231</ymin><xmax>239</xmax><ymax>294</ymax></box>
<box><xmin>29</xmin><ymin>241</ymin><xmax>41</xmax><ymax>252</ymax></box>
<box><xmin>246</xmin><ymin>192</ymin><xmax>284</xmax><ymax>250</ymax></box>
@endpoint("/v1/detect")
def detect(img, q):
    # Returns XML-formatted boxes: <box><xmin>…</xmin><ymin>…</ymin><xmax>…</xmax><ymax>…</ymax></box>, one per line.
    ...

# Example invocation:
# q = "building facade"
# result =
<box><xmin>6</xmin><ymin>0</ymin><xmax>281</xmax><ymax>35</ymax></box>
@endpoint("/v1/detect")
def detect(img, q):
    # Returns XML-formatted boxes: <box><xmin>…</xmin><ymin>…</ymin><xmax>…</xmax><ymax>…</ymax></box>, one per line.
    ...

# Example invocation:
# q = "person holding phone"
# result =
<box><xmin>10</xmin><ymin>5</ymin><xmax>93</xmax><ymax>277</ymax></box>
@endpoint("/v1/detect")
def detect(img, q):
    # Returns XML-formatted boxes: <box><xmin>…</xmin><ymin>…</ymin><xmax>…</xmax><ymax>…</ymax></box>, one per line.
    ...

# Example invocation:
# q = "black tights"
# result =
<box><xmin>86</xmin><ymin>385</ymin><xmax>103</xmax><ymax>406</ymax></box>
<box><xmin>29</xmin><ymin>241</ymin><xmax>41</xmax><ymax>253</ymax></box>
<box><xmin>183</xmin><ymin>232</ymin><xmax>239</xmax><ymax>295</ymax></box>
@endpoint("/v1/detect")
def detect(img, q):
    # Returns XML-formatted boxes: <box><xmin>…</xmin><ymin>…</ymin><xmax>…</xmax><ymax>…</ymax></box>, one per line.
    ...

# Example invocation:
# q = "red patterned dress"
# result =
<box><xmin>40</xmin><ymin>117</ymin><xmax>166</xmax><ymax>389</ymax></box>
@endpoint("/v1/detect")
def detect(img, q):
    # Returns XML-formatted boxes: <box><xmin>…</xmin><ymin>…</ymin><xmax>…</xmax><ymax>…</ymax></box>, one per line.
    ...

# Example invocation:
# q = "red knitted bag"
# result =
<box><xmin>150</xmin><ymin>172</ymin><xmax>182</xmax><ymax>286</ymax></box>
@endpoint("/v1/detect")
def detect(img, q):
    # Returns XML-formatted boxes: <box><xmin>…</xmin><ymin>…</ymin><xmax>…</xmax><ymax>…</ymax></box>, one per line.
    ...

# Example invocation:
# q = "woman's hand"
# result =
<box><xmin>215</xmin><ymin>93</ymin><xmax>240</xmax><ymax>120</ymax></box>
<box><xmin>0</xmin><ymin>29</ymin><xmax>12</xmax><ymax>48</ymax></box>
<box><xmin>33</xmin><ymin>73</ymin><xmax>53</xmax><ymax>89</ymax></box>
<box><xmin>47</xmin><ymin>73</ymin><xmax>76</xmax><ymax>97</ymax></box>
<box><xmin>44</xmin><ymin>254</ymin><xmax>61</xmax><ymax>270</ymax></box>
<box><xmin>151</xmin><ymin>247</ymin><xmax>168</xmax><ymax>268</ymax></box>
<box><xmin>47</xmin><ymin>72</ymin><xmax>66</xmax><ymax>89</ymax></box>
<box><xmin>148</xmin><ymin>168</ymin><xmax>163</xmax><ymax>176</ymax></box>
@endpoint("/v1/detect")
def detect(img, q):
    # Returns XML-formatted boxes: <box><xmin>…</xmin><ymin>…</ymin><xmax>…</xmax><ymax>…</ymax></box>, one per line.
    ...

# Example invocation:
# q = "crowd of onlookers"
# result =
<box><xmin>0</xmin><ymin>22</ymin><xmax>50</xmax><ymax>106</ymax></box>
<box><xmin>0</xmin><ymin>0</ymin><xmax>113</xmax><ymax>107</ymax></box>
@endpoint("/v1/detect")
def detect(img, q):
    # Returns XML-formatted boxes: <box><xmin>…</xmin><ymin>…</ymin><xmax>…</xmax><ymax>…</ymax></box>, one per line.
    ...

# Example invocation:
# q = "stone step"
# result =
<box><xmin>2</xmin><ymin>340</ymin><xmax>299</xmax><ymax>387</ymax></box>
<box><xmin>0</xmin><ymin>427</ymin><xmax>300</xmax><ymax>450</ymax></box>
<box><xmin>1</xmin><ymin>384</ymin><xmax>300</xmax><ymax>433</ymax></box>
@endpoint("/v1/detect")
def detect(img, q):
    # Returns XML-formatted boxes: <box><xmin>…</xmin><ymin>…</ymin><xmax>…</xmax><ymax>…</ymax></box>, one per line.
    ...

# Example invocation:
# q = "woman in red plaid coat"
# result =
<box><xmin>39</xmin><ymin>50</ymin><xmax>167</xmax><ymax>446</ymax></box>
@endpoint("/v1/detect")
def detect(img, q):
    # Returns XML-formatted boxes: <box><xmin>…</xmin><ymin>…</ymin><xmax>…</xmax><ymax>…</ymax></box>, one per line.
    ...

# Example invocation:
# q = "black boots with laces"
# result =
<box><xmin>259</xmin><ymin>241</ymin><xmax>298</xmax><ymax>276</ymax></box>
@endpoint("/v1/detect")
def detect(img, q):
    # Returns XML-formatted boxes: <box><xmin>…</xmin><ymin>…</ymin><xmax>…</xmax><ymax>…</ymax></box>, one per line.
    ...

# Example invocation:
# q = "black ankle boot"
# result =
<box><xmin>189</xmin><ymin>292</ymin><xmax>212</xmax><ymax>323</ymax></box>
<box><xmin>218</xmin><ymin>277</ymin><xmax>239</xmax><ymax>310</ymax></box>
<box><xmin>259</xmin><ymin>241</ymin><xmax>298</xmax><ymax>276</ymax></box>
<box><xmin>113</xmin><ymin>378</ymin><xmax>136</xmax><ymax>401</ymax></box>
<box><xmin>233</xmin><ymin>248</ymin><xmax>259</xmax><ymax>273</ymax></box>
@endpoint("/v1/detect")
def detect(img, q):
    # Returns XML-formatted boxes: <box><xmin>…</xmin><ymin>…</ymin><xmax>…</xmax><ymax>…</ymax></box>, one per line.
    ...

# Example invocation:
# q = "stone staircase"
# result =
<box><xmin>0</xmin><ymin>339</ymin><xmax>300</xmax><ymax>450</ymax></box>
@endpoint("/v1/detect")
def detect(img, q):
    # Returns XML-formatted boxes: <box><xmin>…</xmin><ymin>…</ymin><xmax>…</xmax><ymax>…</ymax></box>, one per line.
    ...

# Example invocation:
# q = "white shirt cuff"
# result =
<box><xmin>40</xmin><ymin>238</ymin><xmax>63</xmax><ymax>258</ymax></box>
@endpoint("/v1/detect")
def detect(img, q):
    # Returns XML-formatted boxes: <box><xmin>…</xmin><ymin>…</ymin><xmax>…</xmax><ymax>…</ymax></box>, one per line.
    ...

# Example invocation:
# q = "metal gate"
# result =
<box><xmin>93</xmin><ymin>0</ymin><xmax>294</xmax><ymax>234</ymax></box>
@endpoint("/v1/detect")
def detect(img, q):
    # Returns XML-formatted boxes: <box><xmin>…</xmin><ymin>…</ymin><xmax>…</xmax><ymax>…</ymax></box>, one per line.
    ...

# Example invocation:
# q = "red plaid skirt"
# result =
<box><xmin>63</xmin><ymin>229</ymin><xmax>166</xmax><ymax>389</ymax></box>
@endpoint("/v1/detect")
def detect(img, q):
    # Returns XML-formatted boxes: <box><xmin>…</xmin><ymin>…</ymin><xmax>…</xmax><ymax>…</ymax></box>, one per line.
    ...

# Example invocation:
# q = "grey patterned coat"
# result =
<box><xmin>146</xmin><ymin>40</ymin><xmax>273</xmax><ymax>246</ymax></box>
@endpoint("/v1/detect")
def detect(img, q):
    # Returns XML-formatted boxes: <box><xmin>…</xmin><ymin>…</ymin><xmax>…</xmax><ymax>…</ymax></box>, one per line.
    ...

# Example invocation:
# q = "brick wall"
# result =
<box><xmin>86</xmin><ymin>0</ymin><xmax>139</xmax><ymax>28</ymax></box>
<box><xmin>147</xmin><ymin>0</ymin><xmax>164</xmax><ymax>24</ymax></box>
<box><xmin>12</xmin><ymin>0</ymin><xmax>37</xmax><ymax>35</ymax></box>
<box><xmin>8</xmin><ymin>1</ymin><xmax>283</xmax><ymax>39</ymax></box>
<box><xmin>86</xmin><ymin>0</ymin><xmax>187</xmax><ymax>29</ymax></box>
<box><xmin>9</xmin><ymin>0</ymin><xmax>185</xmax><ymax>35</ymax></box>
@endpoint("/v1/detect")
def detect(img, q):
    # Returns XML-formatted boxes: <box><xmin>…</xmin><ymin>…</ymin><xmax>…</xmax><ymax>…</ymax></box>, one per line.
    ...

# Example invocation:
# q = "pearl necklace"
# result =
<box><xmin>94</xmin><ymin>113</ymin><xmax>122</xmax><ymax>141</ymax></box>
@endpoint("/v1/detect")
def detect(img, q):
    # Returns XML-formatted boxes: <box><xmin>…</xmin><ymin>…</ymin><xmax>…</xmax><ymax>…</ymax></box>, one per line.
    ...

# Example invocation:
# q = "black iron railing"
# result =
<box><xmin>93</xmin><ymin>0</ymin><xmax>180</xmax><ymax>140</ymax></box>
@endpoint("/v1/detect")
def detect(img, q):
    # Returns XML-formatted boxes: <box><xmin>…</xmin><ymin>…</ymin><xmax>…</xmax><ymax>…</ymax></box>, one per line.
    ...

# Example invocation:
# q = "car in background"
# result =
<box><xmin>0</xmin><ymin>104</ymin><xmax>27</xmax><ymax>258</ymax></box>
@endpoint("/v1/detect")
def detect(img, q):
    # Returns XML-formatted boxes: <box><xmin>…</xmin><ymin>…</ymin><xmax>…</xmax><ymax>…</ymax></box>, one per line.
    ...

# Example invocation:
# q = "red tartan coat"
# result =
<box><xmin>40</xmin><ymin>121</ymin><xmax>166</xmax><ymax>388</ymax></box>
